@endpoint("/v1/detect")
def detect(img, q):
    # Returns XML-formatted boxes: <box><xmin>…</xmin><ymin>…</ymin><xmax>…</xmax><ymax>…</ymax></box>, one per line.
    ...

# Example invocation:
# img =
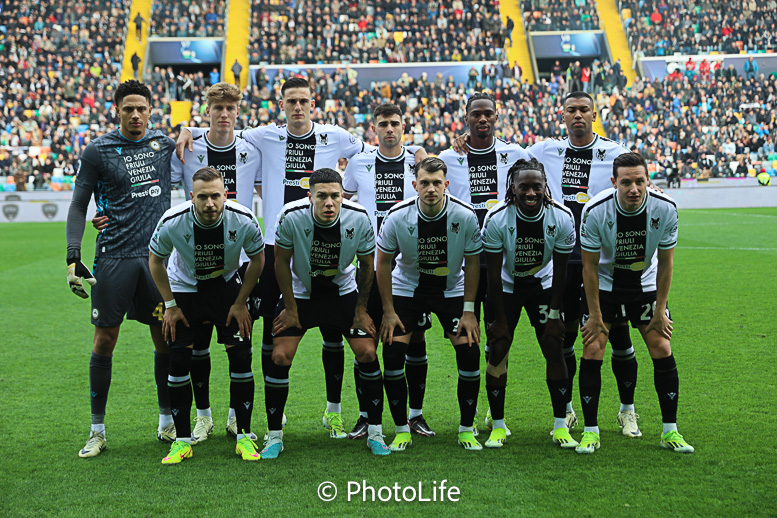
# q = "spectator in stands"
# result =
<box><xmin>744</xmin><ymin>57</ymin><xmax>759</xmax><ymax>81</ymax></box>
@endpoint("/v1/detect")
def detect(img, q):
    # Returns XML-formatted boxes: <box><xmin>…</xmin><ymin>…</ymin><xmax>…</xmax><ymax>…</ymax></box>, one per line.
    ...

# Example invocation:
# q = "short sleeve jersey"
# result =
<box><xmin>189</xmin><ymin>123</ymin><xmax>373</xmax><ymax>244</ymax></box>
<box><xmin>75</xmin><ymin>129</ymin><xmax>175</xmax><ymax>258</ymax></box>
<box><xmin>274</xmin><ymin>198</ymin><xmax>375</xmax><ymax>299</ymax></box>
<box><xmin>171</xmin><ymin>131</ymin><xmax>262</xmax><ymax>210</ymax></box>
<box><xmin>343</xmin><ymin>146</ymin><xmax>417</xmax><ymax>233</ymax></box>
<box><xmin>482</xmin><ymin>200</ymin><xmax>576</xmax><ymax>293</ymax></box>
<box><xmin>527</xmin><ymin>134</ymin><xmax>629</xmax><ymax>263</ymax></box>
<box><xmin>580</xmin><ymin>188</ymin><xmax>679</xmax><ymax>295</ymax></box>
<box><xmin>440</xmin><ymin>138</ymin><xmax>531</xmax><ymax>227</ymax></box>
<box><xmin>377</xmin><ymin>194</ymin><xmax>483</xmax><ymax>298</ymax></box>
<box><xmin>149</xmin><ymin>201</ymin><xmax>264</xmax><ymax>293</ymax></box>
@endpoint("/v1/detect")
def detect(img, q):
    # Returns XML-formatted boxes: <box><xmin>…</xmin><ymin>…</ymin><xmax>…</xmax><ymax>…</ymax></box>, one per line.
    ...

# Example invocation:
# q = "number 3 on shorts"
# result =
<box><xmin>153</xmin><ymin>302</ymin><xmax>164</xmax><ymax>321</ymax></box>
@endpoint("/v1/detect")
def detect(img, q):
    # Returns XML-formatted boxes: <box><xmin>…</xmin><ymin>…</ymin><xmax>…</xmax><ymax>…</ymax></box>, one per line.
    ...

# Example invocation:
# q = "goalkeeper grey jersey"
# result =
<box><xmin>377</xmin><ymin>194</ymin><xmax>482</xmax><ymax>298</ymax></box>
<box><xmin>482</xmin><ymin>200</ymin><xmax>575</xmax><ymax>294</ymax></box>
<box><xmin>274</xmin><ymin>198</ymin><xmax>375</xmax><ymax>299</ymax></box>
<box><xmin>343</xmin><ymin>146</ymin><xmax>417</xmax><ymax>233</ymax></box>
<box><xmin>439</xmin><ymin>138</ymin><xmax>531</xmax><ymax>228</ymax></box>
<box><xmin>580</xmin><ymin>188</ymin><xmax>678</xmax><ymax>295</ymax></box>
<box><xmin>149</xmin><ymin>201</ymin><xmax>264</xmax><ymax>293</ymax></box>
<box><xmin>527</xmin><ymin>134</ymin><xmax>629</xmax><ymax>263</ymax></box>
<box><xmin>171</xmin><ymin>132</ymin><xmax>262</xmax><ymax>210</ymax></box>
<box><xmin>71</xmin><ymin>129</ymin><xmax>175</xmax><ymax>258</ymax></box>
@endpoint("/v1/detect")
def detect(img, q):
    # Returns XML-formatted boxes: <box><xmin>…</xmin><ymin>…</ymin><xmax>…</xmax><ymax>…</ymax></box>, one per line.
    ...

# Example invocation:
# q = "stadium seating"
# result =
<box><xmin>150</xmin><ymin>0</ymin><xmax>226</xmax><ymax>38</ymax></box>
<box><xmin>522</xmin><ymin>0</ymin><xmax>600</xmax><ymax>31</ymax></box>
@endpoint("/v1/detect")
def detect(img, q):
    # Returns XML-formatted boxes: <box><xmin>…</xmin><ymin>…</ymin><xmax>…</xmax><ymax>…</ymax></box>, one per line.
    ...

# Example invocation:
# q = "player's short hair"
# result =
<box><xmin>563</xmin><ymin>91</ymin><xmax>594</xmax><ymax>107</ymax></box>
<box><xmin>415</xmin><ymin>157</ymin><xmax>447</xmax><ymax>177</ymax></box>
<box><xmin>206</xmin><ymin>82</ymin><xmax>241</xmax><ymax>106</ymax></box>
<box><xmin>309</xmin><ymin>168</ymin><xmax>343</xmax><ymax>189</ymax></box>
<box><xmin>281</xmin><ymin>77</ymin><xmax>314</xmax><ymax>97</ymax></box>
<box><xmin>466</xmin><ymin>92</ymin><xmax>496</xmax><ymax>114</ymax></box>
<box><xmin>373</xmin><ymin>103</ymin><xmax>402</xmax><ymax>120</ymax></box>
<box><xmin>612</xmin><ymin>152</ymin><xmax>649</xmax><ymax>179</ymax></box>
<box><xmin>505</xmin><ymin>158</ymin><xmax>554</xmax><ymax>207</ymax></box>
<box><xmin>192</xmin><ymin>167</ymin><xmax>224</xmax><ymax>184</ymax></box>
<box><xmin>114</xmin><ymin>80</ymin><xmax>151</xmax><ymax>107</ymax></box>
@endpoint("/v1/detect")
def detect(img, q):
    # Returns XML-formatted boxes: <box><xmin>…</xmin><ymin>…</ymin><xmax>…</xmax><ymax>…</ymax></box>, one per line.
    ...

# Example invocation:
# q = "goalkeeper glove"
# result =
<box><xmin>67</xmin><ymin>251</ymin><xmax>97</xmax><ymax>299</ymax></box>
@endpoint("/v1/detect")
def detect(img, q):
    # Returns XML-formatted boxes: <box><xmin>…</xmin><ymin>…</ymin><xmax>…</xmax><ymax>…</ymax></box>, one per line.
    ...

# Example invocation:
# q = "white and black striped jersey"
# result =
<box><xmin>343</xmin><ymin>146</ymin><xmax>417</xmax><ymax>233</ymax></box>
<box><xmin>149</xmin><ymin>201</ymin><xmax>265</xmax><ymax>293</ymax></box>
<box><xmin>482</xmin><ymin>200</ymin><xmax>575</xmax><ymax>293</ymax></box>
<box><xmin>274</xmin><ymin>198</ymin><xmax>375</xmax><ymax>299</ymax></box>
<box><xmin>377</xmin><ymin>194</ymin><xmax>483</xmax><ymax>298</ymax></box>
<box><xmin>439</xmin><ymin>138</ymin><xmax>531</xmax><ymax>228</ymax></box>
<box><xmin>171</xmin><ymin>132</ymin><xmax>262</xmax><ymax>210</ymax></box>
<box><xmin>190</xmin><ymin>123</ymin><xmax>374</xmax><ymax>245</ymax></box>
<box><xmin>580</xmin><ymin>188</ymin><xmax>678</xmax><ymax>295</ymax></box>
<box><xmin>528</xmin><ymin>134</ymin><xmax>629</xmax><ymax>263</ymax></box>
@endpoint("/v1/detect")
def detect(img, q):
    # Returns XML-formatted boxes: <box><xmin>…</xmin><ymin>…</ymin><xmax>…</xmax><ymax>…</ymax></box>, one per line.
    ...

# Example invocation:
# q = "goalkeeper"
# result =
<box><xmin>65</xmin><ymin>80</ymin><xmax>177</xmax><ymax>459</ymax></box>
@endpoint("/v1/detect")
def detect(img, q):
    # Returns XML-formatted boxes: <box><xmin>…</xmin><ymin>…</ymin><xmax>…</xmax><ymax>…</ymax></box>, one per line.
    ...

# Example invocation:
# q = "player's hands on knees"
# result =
<box><xmin>91</xmin><ymin>214</ymin><xmax>109</xmax><ymax>232</ymax></box>
<box><xmin>457</xmin><ymin>312</ymin><xmax>480</xmax><ymax>346</ymax></box>
<box><xmin>645</xmin><ymin>311</ymin><xmax>673</xmax><ymax>340</ymax></box>
<box><xmin>67</xmin><ymin>260</ymin><xmax>97</xmax><ymax>299</ymax></box>
<box><xmin>351</xmin><ymin>308</ymin><xmax>376</xmax><ymax>338</ymax></box>
<box><xmin>163</xmin><ymin>307</ymin><xmax>189</xmax><ymax>343</ymax></box>
<box><xmin>380</xmin><ymin>311</ymin><xmax>405</xmax><ymax>345</ymax></box>
<box><xmin>227</xmin><ymin>302</ymin><xmax>253</xmax><ymax>339</ymax></box>
<box><xmin>175</xmin><ymin>129</ymin><xmax>193</xmax><ymax>162</ymax></box>
<box><xmin>272</xmin><ymin>307</ymin><xmax>300</xmax><ymax>335</ymax></box>
<box><xmin>581</xmin><ymin>315</ymin><xmax>607</xmax><ymax>347</ymax></box>
<box><xmin>451</xmin><ymin>132</ymin><xmax>471</xmax><ymax>155</ymax></box>
<box><xmin>542</xmin><ymin>316</ymin><xmax>566</xmax><ymax>344</ymax></box>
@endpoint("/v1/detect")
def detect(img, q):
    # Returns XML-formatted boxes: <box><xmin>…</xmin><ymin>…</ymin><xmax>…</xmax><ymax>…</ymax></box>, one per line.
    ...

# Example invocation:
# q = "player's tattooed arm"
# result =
<box><xmin>646</xmin><ymin>247</ymin><xmax>674</xmax><ymax>340</ymax></box>
<box><xmin>272</xmin><ymin>245</ymin><xmax>301</xmax><ymax>334</ymax></box>
<box><xmin>580</xmin><ymin>249</ymin><xmax>608</xmax><ymax>349</ymax></box>
<box><xmin>149</xmin><ymin>251</ymin><xmax>189</xmax><ymax>342</ymax></box>
<box><xmin>451</xmin><ymin>132</ymin><xmax>471</xmax><ymax>155</ymax></box>
<box><xmin>458</xmin><ymin>254</ymin><xmax>481</xmax><ymax>346</ymax></box>
<box><xmin>352</xmin><ymin>253</ymin><xmax>376</xmax><ymax>337</ymax></box>
<box><xmin>377</xmin><ymin>248</ymin><xmax>404</xmax><ymax>344</ymax></box>
<box><xmin>543</xmin><ymin>250</ymin><xmax>569</xmax><ymax>342</ymax></box>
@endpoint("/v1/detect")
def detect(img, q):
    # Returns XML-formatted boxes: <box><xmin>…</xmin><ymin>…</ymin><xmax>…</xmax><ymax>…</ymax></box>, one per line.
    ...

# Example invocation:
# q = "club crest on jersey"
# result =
<box><xmin>607</xmin><ymin>221</ymin><xmax>614</xmax><ymax>230</ymax></box>
<box><xmin>651</xmin><ymin>217</ymin><xmax>660</xmax><ymax>230</ymax></box>
<box><xmin>345</xmin><ymin>227</ymin><xmax>354</xmax><ymax>239</ymax></box>
<box><xmin>596</xmin><ymin>149</ymin><xmax>606</xmax><ymax>161</ymax></box>
<box><xmin>149</xmin><ymin>140</ymin><xmax>161</xmax><ymax>151</ymax></box>
<box><xmin>114</xmin><ymin>147</ymin><xmax>122</xmax><ymax>155</ymax></box>
<box><xmin>184</xmin><ymin>233</ymin><xmax>192</xmax><ymax>243</ymax></box>
<box><xmin>457</xmin><ymin>157</ymin><xmax>465</xmax><ymax>165</ymax></box>
<box><xmin>239</xmin><ymin>152</ymin><xmax>247</xmax><ymax>164</ymax></box>
<box><xmin>319</xmin><ymin>133</ymin><xmax>328</xmax><ymax>145</ymax></box>
<box><xmin>408</xmin><ymin>226</ymin><xmax>415</xmax><ymax>235</ymax></box>
<box><xmin>304</xmin><ymin>228</ymin><xmax>311</xmax><ymax>237</ymax></box>
<box><xmin>228</xmin><ymin>230</ymin><xmax>237</xmax><ymax>242</ymax></box>
<box><xmin>499</xmin><ymin>152</ymin><xmax>509</xmax><ymax>165</ymax></box>
<box><xmin>557</xmin><ymin>148</ymin><xmax>564</xmax><ymax>156</ymax></box>
<box><xmin>451</xmin><ymin>222</ymin><xmax>460</xmax><ymax>234</ymax></box>
<box><xmin>197</xmin><ymin>155</ymin><xmax>205</xmax><ymax>163</ymax></box>
<box><xmin>546</xmin><ymin>225</ymin><xmax>556</xmax><ymax>237</ymax></box>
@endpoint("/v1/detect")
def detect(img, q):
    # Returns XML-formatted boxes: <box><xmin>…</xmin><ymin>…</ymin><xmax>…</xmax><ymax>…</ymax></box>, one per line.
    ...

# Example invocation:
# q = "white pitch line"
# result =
<box><xmin>689</xmin><ymin>210</ymin><xmax>777</xmax><ymax>219</ymax></box>
<box><xmin>679</xmin><ymin>246</ymin><xmax>777</xmax><ymax>251</ymax></box>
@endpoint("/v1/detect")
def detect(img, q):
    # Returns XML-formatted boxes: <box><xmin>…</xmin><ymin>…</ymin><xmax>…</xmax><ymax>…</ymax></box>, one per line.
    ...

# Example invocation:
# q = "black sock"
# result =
<box><xmin>190</xmin><ymin>347</ymin><xmax>211</xmax><ymax>410</ymax></box>
<box><xmin>89</xmin><ymin>352</ymin><xmax>112</xmax><ymax>425</ymax></box>
<box><xmin>653</xmin><ymin>354</ymin><xmax>679</xmax><ymax>424</ymax></box>
<box><xmin>578</xmin><ymin>358</ymin><xmax>602</xmax><ymax>427</ymax></box>
<box><xmin>353</xmin><ymin>358</ymin><xmax>366</xmax><ymax>415</ymax></box>
<box><xmin>167</xmin><ymin>348</ymin><xmax>193</xmax><ymax>438</ymax></box>
<box><xmin>227</xmin><ymin>347</ymin><xmax>254</xmax><ymax>435</ymax></box>
<box><xmin>264</xmin><ymin>359</ymin><xmax>290</xmax><ymax>431</ymax></box>
<box><xmin>455</xmin><ymin>343</ymin><xmax>481</xmax><ymax>427</ymax></box>
<box><xmin>609</xmin><ymin>325</ymin><xmax>637</xmax><ymax>406</ymax></box>
<box><xmin>547</xmin><ymin>378</ymin><xmax>569</xmax><ymax>419</ymax></box>
<box><xmin>261</xmin><ymin>319</ymin><xmax>273</xmax><ymax>381</ymax></box>
<box><xmin>485</xmin><ymin>373</ymin><xmax>507</xmax><ymax>421</ymax></box>
<box><xmin>382</xmin><ymin>341</ymin><xmax>408</xmax><ymax>427</ymax></box>
<box><xmin>358</xmin><ymin>359</ymin><xmax>383</xmax><ymax>425</ymax></box>
<box><xmin>405</xmin><ymin>340</ymin><xmax>428</xmax><ymax>412</ymax></box>
<box><xmin>153</xmin><ymin>351</ymin><xmax>171</xmax><ymax>414</ymax></box>
<box><xmin>321</xmin><ymin>339</ymin><xmax>344</xmax><ymax>406</ymax></box>
<box><xmin>563</xmin><ymin>331</ymin><xmax>578</xmax><ymax>405</ymax></box>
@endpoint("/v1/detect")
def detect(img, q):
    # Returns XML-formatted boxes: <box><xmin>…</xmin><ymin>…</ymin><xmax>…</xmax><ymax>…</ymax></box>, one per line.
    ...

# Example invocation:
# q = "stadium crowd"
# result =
<box><xmin>247</xmin><ymin>0</ymin><xmax>508</xmax><ymax>64</ymax></box>
<box><xmin>150</xmin><ymin>0</ymin><xmax>226</xmax><ymax>38</ymax></box>
<box><xmin>523</xmin><ymin>0</ymin><xmax>600</xmax><ymax>31</ymax></box>
<box><xmin>622</xmin><ymin>0</ymin><xmax>777</xmax><ymax>56</ymax></box>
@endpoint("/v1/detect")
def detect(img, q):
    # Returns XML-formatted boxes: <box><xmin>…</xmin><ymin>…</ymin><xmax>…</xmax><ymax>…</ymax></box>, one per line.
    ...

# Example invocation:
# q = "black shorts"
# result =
<box><xmin>562</xmin><ymin>263</ymin><xmax>584</xmax><ymax>323</ymax></box>
<box><xmin>364</xmin><ymin>270</ymin><xmax>432</xmax><ymax>334</ymax></box>
<box><xmin>273</xmin><ymin>290</ymin><xmax>365</xmax><ymax>338</ymax></box>
<box><xmin>488</xmin><ymin>288</ymin><xmax>554</xmax><ymax>335</ymax></box>
<box><xmin>91</xmin><ymin>256</ymin><xmax>162</xmax><ymax>327</ymax></box>
<box><xmin>593</xmin><ymin>290</ymin><xmax>672</xmax><ymax>328</ymax></box>
<box><xmin>256</xmin><ymin>245</ymin><xmax>282</xmax><ymax>318</ymax></box>
<box><xmin>392</xmin><ymin>295</ymin><xmax>463</xmax><ymax>337</ymax></box>
<box><xmin>169</xmin><ymin>275</ymin><xmax>250</xmax><ymax>350</ymax></box>
<box><xmin>238</xmin><ymin>261</ymin><xmax>264</xmax><ymax>321</ymax></box>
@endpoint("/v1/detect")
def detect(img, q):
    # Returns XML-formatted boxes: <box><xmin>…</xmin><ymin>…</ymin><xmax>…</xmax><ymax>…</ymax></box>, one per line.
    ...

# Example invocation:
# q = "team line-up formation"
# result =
<box><xmin>65</xmin><ymin>78</ymin><xmax>693</xmax><ymax>464</ymax></box>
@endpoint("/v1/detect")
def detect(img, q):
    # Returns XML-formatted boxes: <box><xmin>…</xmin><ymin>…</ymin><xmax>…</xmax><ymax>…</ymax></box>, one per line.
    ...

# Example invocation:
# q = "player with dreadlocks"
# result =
<box><xmin>480</xmin><ymin>158</ymin><xmax>580</xmax><ymax>448</ymax></box>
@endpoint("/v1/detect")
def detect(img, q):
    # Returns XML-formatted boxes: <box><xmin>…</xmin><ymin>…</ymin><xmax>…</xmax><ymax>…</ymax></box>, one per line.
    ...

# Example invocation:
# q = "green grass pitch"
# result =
<box><xmin>0</xmin><ymin>207</ymin><xmax>775</xmax><ymax>516</ymax></box>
